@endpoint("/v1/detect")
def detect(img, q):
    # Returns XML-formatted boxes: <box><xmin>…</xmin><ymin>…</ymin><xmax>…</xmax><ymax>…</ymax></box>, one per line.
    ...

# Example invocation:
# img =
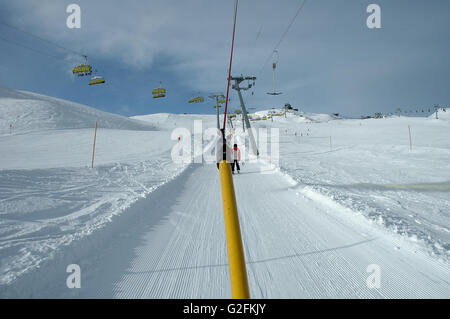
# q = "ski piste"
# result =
<box><xmin>0</xmin><ymin>86</ymin><xmax>449</xmax><ymax>298</ymax></box>
<box><xmin>1</xmin><ymin>0</ymin><xmax>449</xmax><ymax>301</ymax></box>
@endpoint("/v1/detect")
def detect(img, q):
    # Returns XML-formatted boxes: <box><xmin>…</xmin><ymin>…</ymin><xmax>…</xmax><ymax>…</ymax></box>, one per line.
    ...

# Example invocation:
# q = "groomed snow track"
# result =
<box><xmin>4</xmin><ymin>162</ymin><xmax>450</xmax><ymax>298</ymax></box>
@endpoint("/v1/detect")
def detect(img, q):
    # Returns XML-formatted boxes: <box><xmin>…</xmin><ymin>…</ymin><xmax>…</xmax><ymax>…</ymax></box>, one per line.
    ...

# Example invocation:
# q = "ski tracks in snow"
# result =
<box><xmin>71</xmin><ymin>162</ymin><xmax>450</xmax><ymax>298</ymax></box>
<box><xmin>4</xmin><ymin>162</ymin><xmax>449</xmax><ymax>298</ymax></box>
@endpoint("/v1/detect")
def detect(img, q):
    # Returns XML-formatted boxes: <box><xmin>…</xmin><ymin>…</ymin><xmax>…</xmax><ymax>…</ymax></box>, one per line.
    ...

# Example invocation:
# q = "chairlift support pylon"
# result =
<box><xmin>231</xmin><ymin>75</ymin><xmax>259</xmax><ymax>156</ymax></box>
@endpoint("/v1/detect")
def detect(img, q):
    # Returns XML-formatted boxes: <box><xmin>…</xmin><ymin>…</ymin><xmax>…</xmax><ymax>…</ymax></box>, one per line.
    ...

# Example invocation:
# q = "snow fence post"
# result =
<box><xmin>219</xmin><ymin>160</ymin><xmax>250</xmax><ymax>299</ymax></box>
<box><xmin>408</xmin><ymin>125</ymin><xmax>412</xmax><ymax>152</ymax></box>
<box><xmin>91</xmin><ymin>121</ymin><xmax>98</xmax><ymax>168</ymax></box>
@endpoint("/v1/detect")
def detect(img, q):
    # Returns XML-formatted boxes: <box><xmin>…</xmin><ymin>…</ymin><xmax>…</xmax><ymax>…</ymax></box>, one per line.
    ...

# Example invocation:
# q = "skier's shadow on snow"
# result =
<box><xmin>123</xmin><ymin>237</ymin><xmax>377</xmax><ymax>276</ymax></box>
<box><xmin>233</xmin><ymin>171</ymin><xmax>260</xmax><ymax>175</ymax></box>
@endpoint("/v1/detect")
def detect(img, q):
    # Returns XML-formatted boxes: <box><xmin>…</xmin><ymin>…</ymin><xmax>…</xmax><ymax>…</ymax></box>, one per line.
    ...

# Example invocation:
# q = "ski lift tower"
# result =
<box><xmin>209</xmin><ymin>93</ymin><xmax>226</xmax><ymax>129</ymax></box>
<box><xmin>231</xmin><ymin>75</ymin><xmax>259</xmax><ymax>156</ymax></box>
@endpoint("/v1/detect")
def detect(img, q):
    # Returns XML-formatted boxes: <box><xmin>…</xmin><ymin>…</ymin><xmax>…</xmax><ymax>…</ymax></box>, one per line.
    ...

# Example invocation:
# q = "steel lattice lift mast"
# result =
<box><xmin>231</xmin><ymin>75</ymin><xmax>259</xmax><ymax>156</ymax></box>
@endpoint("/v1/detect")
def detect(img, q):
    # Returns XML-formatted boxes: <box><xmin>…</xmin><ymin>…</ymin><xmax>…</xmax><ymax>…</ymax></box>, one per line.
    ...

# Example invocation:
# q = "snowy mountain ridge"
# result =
<box><xmin>0</xmin><ymin>85</ymin><xmax>155</xmax><ymax>135</ymax></box>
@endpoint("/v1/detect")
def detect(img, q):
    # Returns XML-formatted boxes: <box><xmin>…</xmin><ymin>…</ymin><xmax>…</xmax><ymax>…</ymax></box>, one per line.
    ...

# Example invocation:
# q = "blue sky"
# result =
<box><xmin>0</xmin><ymin>0</ymin><xmax>449</xmax><ymax>117</ymax></box>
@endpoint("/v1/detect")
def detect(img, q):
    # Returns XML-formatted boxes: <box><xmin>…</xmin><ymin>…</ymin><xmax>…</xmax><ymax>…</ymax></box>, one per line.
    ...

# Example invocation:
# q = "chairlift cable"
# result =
<box><xmin>0</xmin><ymin>21</ymin><xmax>86</xmax><ymax>58</ymax></box>
<box><xmin>223</xmin><ymin>0</ymin><xmax>239</xmax><ymax>130</ymax></box>
<box><xmin>0</xmin><ymin>34</ymin><xmax>65</xmax><ymax>60</ymax></box>
<box><xmin>0</xmin><ymin>21</ymin><xmax>97</xmax><ymax>79</ymax></box>
<box><xmin>256</xmin><ymin>0</ymin><xmax>308</xmax><ymax>78</ymax></box>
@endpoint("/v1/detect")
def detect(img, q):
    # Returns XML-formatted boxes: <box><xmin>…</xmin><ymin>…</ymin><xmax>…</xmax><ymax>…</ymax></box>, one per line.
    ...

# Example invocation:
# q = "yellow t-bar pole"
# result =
<box><xmin>219</xmin><ymin>160</ymin><xmax>250</xmax><ymax>299</ymax></box>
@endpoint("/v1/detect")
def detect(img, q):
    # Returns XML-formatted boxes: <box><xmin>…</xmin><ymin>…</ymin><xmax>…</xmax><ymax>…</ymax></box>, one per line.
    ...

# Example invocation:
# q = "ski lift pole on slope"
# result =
<box><xmin>218</xmin><ymin>0</ymin><xmax>250</xmax><ymax>300</ymax></box>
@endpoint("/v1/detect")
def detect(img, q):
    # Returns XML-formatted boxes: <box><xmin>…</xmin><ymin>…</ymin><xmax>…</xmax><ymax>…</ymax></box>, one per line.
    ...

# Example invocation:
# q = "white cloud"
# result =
<box><xmin>3</xmin><ymin>0</ymin><xmax>295</xmax><ymax>90</ymax></box>
<box><xmin>3</xmin><ymin>0</ymin><xmax>450</xmax><ymax>115</ymax></box>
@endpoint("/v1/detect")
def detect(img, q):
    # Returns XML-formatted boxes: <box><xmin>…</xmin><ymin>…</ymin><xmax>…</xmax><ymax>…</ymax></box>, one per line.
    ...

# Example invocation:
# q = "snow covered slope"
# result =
<box><xmin>254</xmin><ymin>108</ymin><xmax>336</xmax><ymax>123</ymax></box>
<box><xmin>247</xmin><ymin>113</ymin><xmax>450</xmax><ymax>260</ymax></box>
<box><xmin>0</xmin><ymin>85</ymin><xmax>154</xmax><ymax>135</ymax></box>
<box><xmin>0</xmin><ymin>89</ymin><xmax>449</xmax><ymax>298</ymax></box>
<box><xmin>0</xmin><ymin>87</ymin><xmax>187</xmax><ymax>290</ymax></box>
<box><xmin>132</xmin><ymin>113</ymin><xmax>217</xmax><ymax>132</ymax></box>
<box><xmin>5</xmin><ymin>162</ymin><xmax>449</xmax><ymax>298</ymax></box>
<box><xmin>428</xmin><ymin>107</ymin><xmax>450</xmax><ymax>120</ymax></box>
